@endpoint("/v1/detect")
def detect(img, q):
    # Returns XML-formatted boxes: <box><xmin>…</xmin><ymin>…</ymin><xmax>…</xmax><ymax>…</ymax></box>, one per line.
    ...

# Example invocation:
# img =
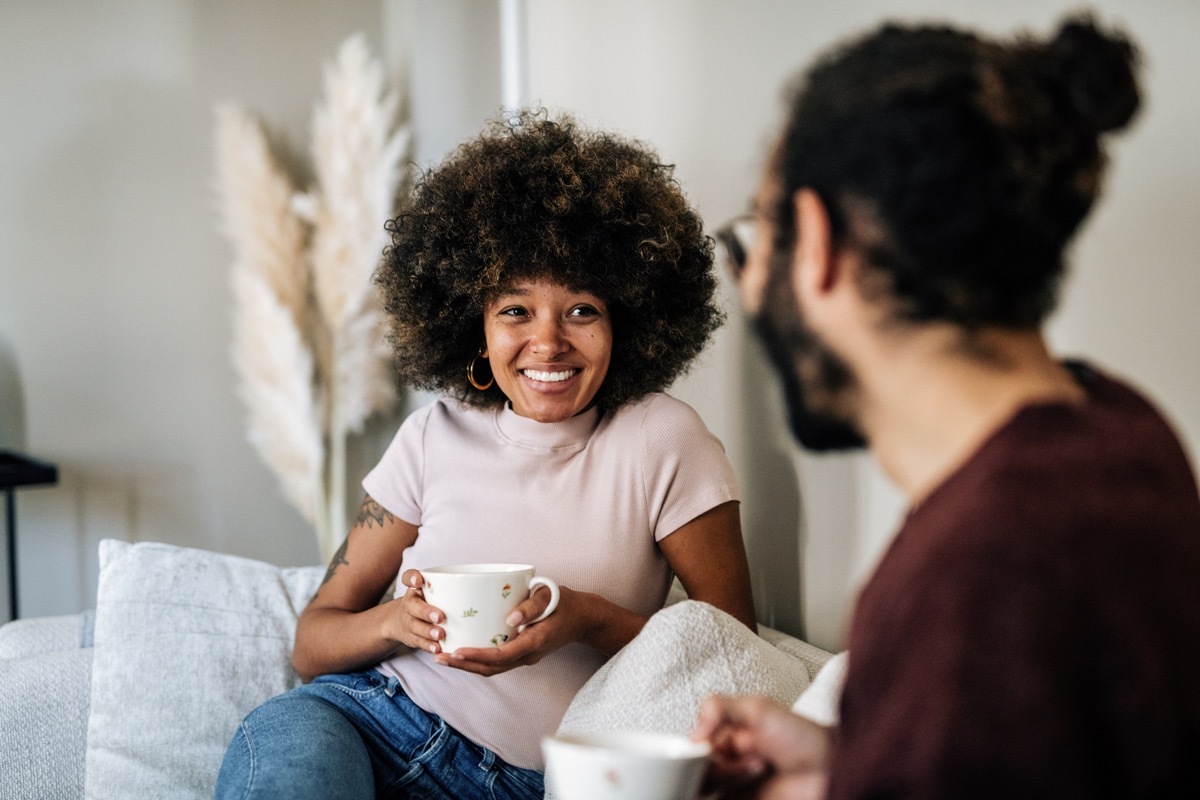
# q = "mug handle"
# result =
<box><xmin>519</xmin><ymin>576</ymin><xmax>560</xmax><ymax>630</ymax></box>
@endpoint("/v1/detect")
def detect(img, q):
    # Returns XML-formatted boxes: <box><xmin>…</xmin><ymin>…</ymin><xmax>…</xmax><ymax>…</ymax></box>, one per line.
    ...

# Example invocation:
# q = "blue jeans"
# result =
<box><xmin>214</xmin><ymin>670</ymin><xmax>544</xmax><ymax>800</ymax></box>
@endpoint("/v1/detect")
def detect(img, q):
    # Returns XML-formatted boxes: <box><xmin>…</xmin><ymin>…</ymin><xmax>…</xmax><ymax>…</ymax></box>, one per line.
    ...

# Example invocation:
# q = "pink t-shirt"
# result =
<box><xmin>363</xmin><ymin>392</ymin><xmax>739</xmax><ymax>770</ymax></box>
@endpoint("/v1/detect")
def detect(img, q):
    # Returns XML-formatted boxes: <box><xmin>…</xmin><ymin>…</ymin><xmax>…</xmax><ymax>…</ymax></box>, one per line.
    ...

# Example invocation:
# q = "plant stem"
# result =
<box><xmin>325</xmin><ymin>337</ymin><xmax>347</xmax><ymax>563</ymax></box>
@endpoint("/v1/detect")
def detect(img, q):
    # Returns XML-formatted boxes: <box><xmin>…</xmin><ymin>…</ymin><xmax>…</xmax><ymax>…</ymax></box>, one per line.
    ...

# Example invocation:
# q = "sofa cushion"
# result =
<box><xmin>548</xmin><ymin>600</ymin><xmax>819</xmax><ymax>797</ymax></box>
<box><xmin>0</xmin><ymin>646</ymin><xmax>92</xmax><ymax>800</ymax></box>
<box><xmin>83</xmin><ymin>540</ymin><xmax>322</xmax><ymax>800</ymax></box>
<box><xmin>554</xmin><ymin>598</ymin><xmax>814</xmax><ymax>735</ymax></box>
<box><xmin>0</xmin><ymin>610</ymin><xmax>92</xmax><ymax>659</ymax></box>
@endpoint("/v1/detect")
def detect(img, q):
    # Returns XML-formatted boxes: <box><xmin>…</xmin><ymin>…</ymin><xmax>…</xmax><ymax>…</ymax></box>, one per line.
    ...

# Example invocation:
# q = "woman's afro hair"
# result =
<box><xmin>376</xmin><ymin>110</ymin><xmax>723</xmax><ymax>410</ymax></box>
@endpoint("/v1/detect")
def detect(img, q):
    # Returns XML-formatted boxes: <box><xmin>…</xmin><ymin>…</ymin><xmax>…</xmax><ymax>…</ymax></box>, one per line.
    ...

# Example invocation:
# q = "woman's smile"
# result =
<box><xmin>483</xmin><ymin>279</ymin><xmax>613</xmax><ymax>423</ymax></box>
<box><xmin>522</xmin><ymin>368</ymin><xmax>577</xmax><ymax>383</ymax></box>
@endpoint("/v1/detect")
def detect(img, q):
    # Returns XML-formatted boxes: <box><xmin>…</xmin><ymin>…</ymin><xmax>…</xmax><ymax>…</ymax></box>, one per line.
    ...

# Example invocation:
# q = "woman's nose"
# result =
<box><xmin>529</xmin><ymin>318</ymin><xmax>568</xmax><ymax>355</ymax></box>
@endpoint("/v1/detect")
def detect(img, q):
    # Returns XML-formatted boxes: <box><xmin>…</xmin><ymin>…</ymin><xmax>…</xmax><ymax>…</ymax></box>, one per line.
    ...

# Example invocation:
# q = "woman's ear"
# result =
<box><xmin>791</xmin><ymin>188</ymin><xmax>836</xmax><ymax>297</ymax></box>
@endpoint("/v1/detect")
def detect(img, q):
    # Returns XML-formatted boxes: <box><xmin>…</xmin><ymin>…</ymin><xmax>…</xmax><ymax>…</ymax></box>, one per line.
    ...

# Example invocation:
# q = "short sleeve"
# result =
<box><xmin>638</xmin><ymin>395</ymin><xmax>740</xmax><ymax>541</ymax></box>
<box><xmin>361</xmin><ymin>402</ymin><xmax>432</xmax><ymax>526</ymax></box>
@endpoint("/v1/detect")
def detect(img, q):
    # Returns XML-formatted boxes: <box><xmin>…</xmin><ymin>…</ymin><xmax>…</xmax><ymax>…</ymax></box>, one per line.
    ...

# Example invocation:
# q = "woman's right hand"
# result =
<box><xmin>392</xmin><ymin>569</ymin><xmax>448</xmax><ymax>655</ymax></box>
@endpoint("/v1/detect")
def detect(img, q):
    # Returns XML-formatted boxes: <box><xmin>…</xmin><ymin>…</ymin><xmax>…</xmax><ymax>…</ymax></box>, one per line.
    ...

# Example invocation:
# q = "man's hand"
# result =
<box><xmin>692</xmin><ymin>694</ymin><xmax>831</xmax><ymax>799</ymax></box>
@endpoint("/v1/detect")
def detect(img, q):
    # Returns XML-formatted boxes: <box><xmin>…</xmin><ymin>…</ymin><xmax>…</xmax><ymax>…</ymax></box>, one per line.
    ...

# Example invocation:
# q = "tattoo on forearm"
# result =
<box><xmin>355</xmin><ymin>497</ymin><xmax>396</xmax><ymax>530</ymax></box>
<box><xmin>320</xmin><ymin>538</ymin><xmax>350</xmax><ymax>587</ymax></box>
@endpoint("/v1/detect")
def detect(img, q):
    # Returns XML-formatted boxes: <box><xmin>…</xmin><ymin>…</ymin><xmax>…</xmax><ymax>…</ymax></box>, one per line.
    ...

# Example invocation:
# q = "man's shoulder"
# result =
<box><xmin>899</xmin><ymin>362</ymin><xmax>1200</xmax><ymax>570</ymax></box>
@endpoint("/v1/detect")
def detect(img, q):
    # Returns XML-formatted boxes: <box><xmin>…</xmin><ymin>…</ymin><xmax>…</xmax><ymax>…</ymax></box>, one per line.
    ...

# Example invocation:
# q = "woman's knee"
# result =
<box><xmin>215</xmin><ymin>691</ymin><xmax>374</xmax><ymax>800</ymax></box>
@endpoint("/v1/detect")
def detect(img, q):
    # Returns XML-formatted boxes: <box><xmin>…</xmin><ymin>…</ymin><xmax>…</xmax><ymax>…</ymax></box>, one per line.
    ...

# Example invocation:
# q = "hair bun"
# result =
<box><xmin>1045</xmin><ymin>15</ymin><xmax>1141</xmax><ymax>134</ymax></box>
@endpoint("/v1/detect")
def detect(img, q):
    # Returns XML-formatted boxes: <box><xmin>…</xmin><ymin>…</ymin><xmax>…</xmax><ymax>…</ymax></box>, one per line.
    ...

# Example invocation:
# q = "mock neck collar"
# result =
<box><xmin>493</xmin><ymin>403</ymin><xmax>601</xmax><ymax>450</ymax></box>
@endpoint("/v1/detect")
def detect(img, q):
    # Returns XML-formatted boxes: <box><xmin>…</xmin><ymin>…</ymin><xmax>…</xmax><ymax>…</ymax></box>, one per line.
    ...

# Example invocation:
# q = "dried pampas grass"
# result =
<box><xmin>216</xmin><ymin>34</ymin><xmax>409</xmax><ymax>561</ymax></box>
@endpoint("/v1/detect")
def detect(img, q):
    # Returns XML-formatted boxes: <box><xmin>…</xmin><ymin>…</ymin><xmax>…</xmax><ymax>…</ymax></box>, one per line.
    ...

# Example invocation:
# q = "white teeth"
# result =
<box><xmin>522</xmin><ymin>369</ymin><xmax>577</xmax><ymax>383</ymax></box>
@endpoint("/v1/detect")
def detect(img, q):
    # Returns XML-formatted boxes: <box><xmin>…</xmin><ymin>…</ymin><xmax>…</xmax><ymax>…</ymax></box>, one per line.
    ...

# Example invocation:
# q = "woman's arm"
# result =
<box><xmin>568</xmin><ymin>499</ymin><xmax>756</xmax><ymax>651</ymax></box>
<box><xmin>658</xmin><ymin>500</ymin><xmax>757</xmax><ymax>632</ymax></box>
<box><xmin>292</xmin><ymin>494</ymin><xmax>435</xmax><ymax>683</ymax></box>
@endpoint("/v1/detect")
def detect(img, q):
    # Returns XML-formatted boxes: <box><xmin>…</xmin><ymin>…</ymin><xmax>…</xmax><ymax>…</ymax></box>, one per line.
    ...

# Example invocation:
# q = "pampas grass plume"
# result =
<box><xmin>217</xmin><ymin>104</ymin><xmax>324</xmax><ymax>531</ymax></box>
<box><xmin>216</xmin><ymin>35</ymin><xmax>408</xmax><ymax>561</ymax></box>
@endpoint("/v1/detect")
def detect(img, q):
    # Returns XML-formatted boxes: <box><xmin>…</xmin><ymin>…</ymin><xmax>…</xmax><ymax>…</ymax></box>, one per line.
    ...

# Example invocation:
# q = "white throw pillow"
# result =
<box><xmin>555</xmin><ymin>598</ymin><xmax>814</xmax><ymax>739</ymax></box>
<box><xmin>83</xmin><ymin>539</ymin><xmax>323</xmax><ymax>800</ymax></box>
<box><xmin>548</xmin><ymin>601</ymin><xmax>819</xmax><ymax>798</ymax></box>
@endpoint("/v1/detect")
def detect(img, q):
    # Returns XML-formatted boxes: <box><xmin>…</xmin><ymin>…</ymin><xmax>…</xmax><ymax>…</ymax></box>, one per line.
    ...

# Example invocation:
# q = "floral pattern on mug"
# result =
<box><xmin>491</xmin><ymin>633</ymin><xmax>509</xmax><ymax>646</ymax></box>
<box><xmin>501</xmin><ymin>583</ymin><xmax>512</xmax><ymax>598</ymax></box>
<box><xmin>604</xmin><ymin>768</ymin><xmax>621</xmax><ymax>788</ymax></box>
<box><xmin>462</xmin><ymin>608</ymin><xmax>477</xmax><ymax>618</ymax></box>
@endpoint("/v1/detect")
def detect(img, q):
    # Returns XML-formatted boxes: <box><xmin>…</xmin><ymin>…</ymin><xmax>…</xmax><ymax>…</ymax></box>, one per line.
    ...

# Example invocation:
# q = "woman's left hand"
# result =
<box><xmin>433</xmin><ymin>584</ymin><xmax>633</xmax><ymax>676</ymax></box>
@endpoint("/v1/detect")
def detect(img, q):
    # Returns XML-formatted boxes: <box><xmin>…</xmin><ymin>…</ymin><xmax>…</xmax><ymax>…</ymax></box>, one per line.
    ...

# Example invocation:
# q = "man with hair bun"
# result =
<box><xmin>695</xmin><ymin>14</ymin><xmax>1200</xmax><ymax>799</ymax></box>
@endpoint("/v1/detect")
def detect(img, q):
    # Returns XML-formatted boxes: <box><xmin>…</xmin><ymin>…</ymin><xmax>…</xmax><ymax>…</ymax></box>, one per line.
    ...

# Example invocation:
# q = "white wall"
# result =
<box><xmin>2</xmin><ymin>2</ymin><xmax>1197</xmax><ymax>654</ymax></box>
<box><xmin>0</xmin><ymin>0</ymin><xmax>503</xmax><ymax>621</ymax></box>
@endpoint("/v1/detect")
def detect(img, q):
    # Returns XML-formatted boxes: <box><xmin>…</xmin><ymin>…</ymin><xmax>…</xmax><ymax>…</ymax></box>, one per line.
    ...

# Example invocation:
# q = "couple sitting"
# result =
<box><xmin>216</xmin><ymin>13</ymin><xmax>1200</xmax><ymax>800</ymax></box>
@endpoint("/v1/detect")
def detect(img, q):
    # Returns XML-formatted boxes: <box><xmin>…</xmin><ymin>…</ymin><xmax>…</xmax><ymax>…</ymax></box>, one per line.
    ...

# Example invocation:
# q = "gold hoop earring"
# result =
<box><xmin>467</xmin><ymin>353</ymin><xmax>494</xmax><ymax>391</ymax></box>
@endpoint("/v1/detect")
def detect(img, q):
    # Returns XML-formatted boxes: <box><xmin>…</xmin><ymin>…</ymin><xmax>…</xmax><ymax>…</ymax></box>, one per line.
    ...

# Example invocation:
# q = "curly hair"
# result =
<box><xmin>772</xmin><ymin>14</ymin><xmax>1141</xmax><ymax>328</ymax></box>
<box><xmin>376</xmin><ymin>111</ymin><xmax>723</xmax><ymax>411</ymax></box>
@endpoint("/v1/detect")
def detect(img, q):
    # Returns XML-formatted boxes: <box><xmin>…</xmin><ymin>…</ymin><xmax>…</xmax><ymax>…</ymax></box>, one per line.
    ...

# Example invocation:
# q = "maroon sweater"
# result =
<box><xmin>830</xmin><ymin>364</ymin><xmax>1200</xmax><ymax>799</ymax></box>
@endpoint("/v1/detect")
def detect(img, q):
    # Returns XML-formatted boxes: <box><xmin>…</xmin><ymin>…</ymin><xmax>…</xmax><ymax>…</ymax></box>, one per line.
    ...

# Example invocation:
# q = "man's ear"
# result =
<box><xmin>791</xmin><ymin>188</ymin><xmax>836</xmax><ymax>297</ymax></box>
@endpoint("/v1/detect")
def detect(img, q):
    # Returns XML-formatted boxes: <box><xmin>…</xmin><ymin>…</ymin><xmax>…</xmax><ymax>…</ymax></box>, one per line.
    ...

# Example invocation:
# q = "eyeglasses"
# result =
<box><xmin>714</xmin><ymin>214</ymin><xmax>757</xmax><ymax>280</ymax></box>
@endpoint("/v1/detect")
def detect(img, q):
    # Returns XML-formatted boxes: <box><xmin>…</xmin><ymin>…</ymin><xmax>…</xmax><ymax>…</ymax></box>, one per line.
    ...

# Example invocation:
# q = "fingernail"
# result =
<box><xmin>430</xmin><ymin>611</ymin><xmax>441</xmax><ymax>623</ymax></box>
<box><xmin>506</xmin><ymin>611</ymin><xmax>522</xmax><ymax>627</ymax></box>
<box><xmin>428</xmin><ymin>644</ymin><xmax>439</xmax><ymax>654</ymax></box>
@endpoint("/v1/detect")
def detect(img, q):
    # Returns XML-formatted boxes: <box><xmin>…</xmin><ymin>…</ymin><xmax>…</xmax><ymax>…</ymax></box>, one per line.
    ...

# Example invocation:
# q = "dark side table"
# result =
<box><xmin>0</xmin><ymin>450</ymin><xmax>58</xmax><ymax>620</ymax></box>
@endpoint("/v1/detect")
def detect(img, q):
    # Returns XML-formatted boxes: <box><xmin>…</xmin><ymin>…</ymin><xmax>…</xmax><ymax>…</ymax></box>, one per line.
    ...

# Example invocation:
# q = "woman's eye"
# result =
<box><xmin>498</xmin><ymin>307</ymin><xmax>527</xmax><ymax>317</ymax></box>
<box><xmin>570</xmin><ymin>305</ymin><xmax>599</xmax><ymax>318</ymax></box>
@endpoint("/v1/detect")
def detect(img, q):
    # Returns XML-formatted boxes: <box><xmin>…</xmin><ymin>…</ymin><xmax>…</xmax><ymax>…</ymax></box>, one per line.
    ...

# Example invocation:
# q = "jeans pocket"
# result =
<box><xmin>495</xmin><ymin>762</ymin><xmax>545</xmax><ymax>799</ymax></box>
<box><xmin>386</xmin><ymin>718</ymin><xmax>451</xmax><ymax>792</ymax></box>
<box><xmin>407</xmin><ymin>716</ymin><xmax>449</xmax><ymax>764</ymax></box>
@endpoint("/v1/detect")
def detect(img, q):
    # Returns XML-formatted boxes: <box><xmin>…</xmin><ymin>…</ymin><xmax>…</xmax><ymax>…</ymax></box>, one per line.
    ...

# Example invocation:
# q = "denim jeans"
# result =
<box><xmin>214</xmin><ymin>670</ymin><xmax>545</xmax><ymax>800</ymax></box>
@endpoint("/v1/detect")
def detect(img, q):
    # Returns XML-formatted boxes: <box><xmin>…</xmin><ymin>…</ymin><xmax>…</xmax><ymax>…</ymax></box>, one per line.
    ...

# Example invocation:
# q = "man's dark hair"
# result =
<box><xmin>774</xmin><ymin>14</ymin><xmax>1140</xmax><ymax>328</ymax></box>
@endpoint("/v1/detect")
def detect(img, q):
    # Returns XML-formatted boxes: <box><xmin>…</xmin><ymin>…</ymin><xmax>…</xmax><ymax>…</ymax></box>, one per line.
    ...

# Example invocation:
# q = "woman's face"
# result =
<box><xmin>482</xmin><ymin>278</ymin><xmax>613</xmax><ymax>422</ymax></box>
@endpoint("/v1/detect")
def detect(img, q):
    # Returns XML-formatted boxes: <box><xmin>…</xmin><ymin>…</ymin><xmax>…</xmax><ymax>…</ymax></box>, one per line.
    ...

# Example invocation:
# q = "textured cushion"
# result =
<box><xmin>758</xmin><ymin>625</ymin><xmax>836</xmax><ymax>684</ymax></box>
<box><xmin>0</xmin><ymin>646</ymin><xmax>92</xmax><ymax>800</ymax></box>
<box><xmin>557</xmin><ymin>600</ymin><xmax>817</xmax><ymax>738</ymax></box>
<box><xmin>83</xmin><ymin>540</ymin><xmax>323</xmax><ymax>800</ymax></box>
<box><xmin>549</xmin><ymin>600</ymin><xmax>819</xmax><ymax>795</ymax></box>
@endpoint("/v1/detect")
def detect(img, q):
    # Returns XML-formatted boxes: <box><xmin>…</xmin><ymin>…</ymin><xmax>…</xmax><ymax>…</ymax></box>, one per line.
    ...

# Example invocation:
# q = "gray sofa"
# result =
<box><xmin>0</xmin><ymin>540</ymin><xmax>831</xmax><ymax>800</ymax></box>
<box><xmin>0</xmin><ymin>611</ymin><xmax>94</xmax><ymax>799</ymax></box>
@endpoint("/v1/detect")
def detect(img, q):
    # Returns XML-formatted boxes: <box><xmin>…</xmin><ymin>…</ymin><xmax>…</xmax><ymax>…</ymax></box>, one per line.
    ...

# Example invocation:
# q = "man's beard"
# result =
<box><xmin>750</xmin><ymin>254</ymin><xmax>867</xmax><ymax>452</ymax></box>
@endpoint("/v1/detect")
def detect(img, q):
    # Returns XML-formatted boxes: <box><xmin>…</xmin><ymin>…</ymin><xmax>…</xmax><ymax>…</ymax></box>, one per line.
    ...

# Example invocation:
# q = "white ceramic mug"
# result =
<box><xmin>542</xmin><ymin>731</ymin><xmax>711</xmax><ymax>800</ymax></box>
<box><xmin>419</xmin><ymin>563</ymin><xmax>560</xmax><ymax>651</ymax></box>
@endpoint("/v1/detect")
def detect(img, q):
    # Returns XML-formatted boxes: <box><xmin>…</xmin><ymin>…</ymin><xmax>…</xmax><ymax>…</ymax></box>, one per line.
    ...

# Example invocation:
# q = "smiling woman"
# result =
<box><xmin>213</xmin><ymin>111</ymin><xmax>757</xmax><ymax>800</ymax></box>
<box><xmin>377</xmin><ymin>110</ymin><xmax>724</xmax><ymax>412</ymax></box>
<box><xmin>482</xmin><ymin>281</ymin><xmax>612</xmax><ymax>422</ymax></box>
